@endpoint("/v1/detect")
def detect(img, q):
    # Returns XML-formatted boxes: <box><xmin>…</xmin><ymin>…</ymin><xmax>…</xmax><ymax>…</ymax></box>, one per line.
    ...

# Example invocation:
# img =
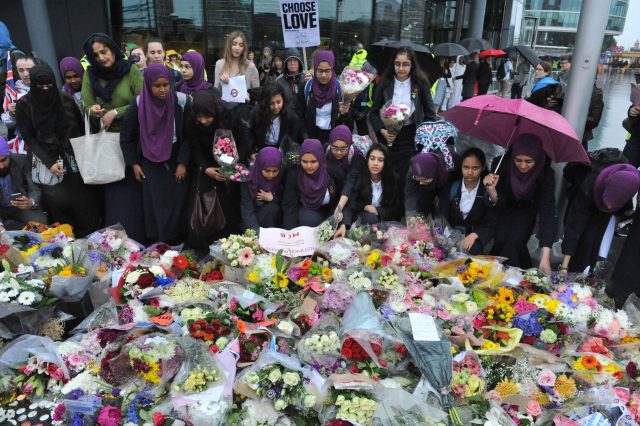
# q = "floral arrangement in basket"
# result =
<box><xmin>380</xmin><ymin>100</ymin><xmax>414</xmax><ymax>139</ymax></box>
<box><xmin>339</xmin><ymin>66</ymin><xmax>376</xmax><ymax>104</ymax></box>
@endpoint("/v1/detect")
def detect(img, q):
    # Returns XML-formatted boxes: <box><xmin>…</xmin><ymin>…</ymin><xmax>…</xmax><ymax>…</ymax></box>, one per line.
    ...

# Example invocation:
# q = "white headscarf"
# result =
<box><xmin>452</xmin><ymin>55</ymin><xmax>466</xmax><ymax>79</ymax></box>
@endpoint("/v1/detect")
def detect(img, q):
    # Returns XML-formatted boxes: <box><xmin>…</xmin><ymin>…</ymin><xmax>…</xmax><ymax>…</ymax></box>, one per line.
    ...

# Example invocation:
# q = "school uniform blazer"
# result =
<box><xmin>368</xmin><ymin>78</ymin><xmax>436</xmax><ymax>142</ymax></box>
<box><xmin>342</xmin><ymin>171</ymin><xmax>400</xmax><ymax>226</ymax></box>
<box><xmin>240</xmin><ymin>180</ymin><xmax>284</xmax><ymax>232</ymax></box>
<box><xmin>248</xmin><ymin>107</ymin><xmax>304</xmax><ymax>154</ymax></box>
<box><xmin>404</xmin><ymin>169</ymin><xmax>449</xmax><ymax>218</ymax></box>
<box><xmin>282</xmin><ymin>166</ymin><xmax>339</xmax><ymax>229</ymax></box>
<box><xmin>119</xmin><ymin>92</ymin><xmax>191</xmax><ymax>167</ymax></box>
<box><xmin>297</xmin><ymin>79</ymin><xmax>354</xmax><ymax>138</ymax></box>
<box><xmin>443</xmin><ymin>180</ymin><xmax>495</xmax><ymax>243</ymax></box>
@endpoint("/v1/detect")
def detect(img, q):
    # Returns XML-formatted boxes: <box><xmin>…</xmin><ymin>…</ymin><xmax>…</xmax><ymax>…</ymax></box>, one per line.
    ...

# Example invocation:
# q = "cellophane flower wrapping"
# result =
<box><xmin>315</xmin><ymin>215</ymin><xmax>339</xmax><ymax>245</ymax></box>
<box><xmin>373</xmin><ymin>386</ymin><xmax>448</xmax><ymax>426</ymax></box>
<box><xmin>86</xmin><ymin>224</ymin><xmax>144</xmax><ymax>270</ymax></box>
<box><xmin>107</xmin><ymin>333</ymin><xmax>185</xmax><ymax>395</ymax></box>
<box><xmin>213</xmin><ymin>129</ymin><xmax>239</xmax><ymax>167</ymax></box>
<box><xmin>234</xmin><ymin>350</ymin><xmax>325</xmax><ymax>413</ymax></box>
<box><xmin>49</xmin><ymin>246</ymin><xmax>102</xmax><ymax>302</ymax></box>
<box><xmin>317</xmin><ymin>238</ymin><xmax>361</xmax><ymax>269</ymax></box>
<box><xmin>321</xmin><ymin>282</ymin><xmax>355</xmax><ymax>316</ymax></box>
<box><xmin>380</xmin><ymin>100</ymin><xmax>415</xmax><ymax>136</ymax></box>
<box><xmin>390</xmin><ymin>314</ymin><xmax>454</xmax><ymax>411</ymax></box>
<box><xmin>340</xmin><ymin>292</ymin><xmax>388</xmax><ymax>367</ymax></box>
<box><xmin>319</xmin><ymin>373</ymin><xmax>380</xmax><ymax>426</ymax></box>
<box><xmin>339</xmin><ymin>65</ymin><xmax>375</xmax><ymax>104</ymax></box>
<box><xmin>297</xmin><ymin>313</ymin><xmax>342</xmax><ymax>371</ymax></box>
<box><xmin>339</xmin><ymin>264</ymin><xmax>376</xmax><ymax>292</ymax></box>
<box><xmin>171</xmin><ymin>336</ymin><xmax>227</xmax><ymax>398</ymax></box>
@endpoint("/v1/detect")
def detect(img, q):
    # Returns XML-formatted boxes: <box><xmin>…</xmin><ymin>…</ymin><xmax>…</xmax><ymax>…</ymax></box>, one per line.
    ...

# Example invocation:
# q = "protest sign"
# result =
<box><xmin>258</xmin><ymin>226</ymin><xmax>318</xmax><ymax>257</ymax></box>
<box><xmin>279</xmin><ymin>0</ymin><xmax>320</xmax><ymax>48</ymax></box>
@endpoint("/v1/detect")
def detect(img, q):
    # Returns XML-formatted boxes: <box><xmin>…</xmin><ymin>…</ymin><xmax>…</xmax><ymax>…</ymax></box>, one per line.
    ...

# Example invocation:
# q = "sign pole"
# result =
<box><xmin>302</xmin><ymin>47</ymin><xmax>309</xmax><ymax>72</ymax></box>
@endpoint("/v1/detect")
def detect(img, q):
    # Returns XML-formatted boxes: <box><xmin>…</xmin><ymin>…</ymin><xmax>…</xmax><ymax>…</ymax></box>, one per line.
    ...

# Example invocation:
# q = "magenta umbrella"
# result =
<box><xmin>442</xmin><ymin>95</ymin><xmax>589</xmax><ymax>166</ymax></box>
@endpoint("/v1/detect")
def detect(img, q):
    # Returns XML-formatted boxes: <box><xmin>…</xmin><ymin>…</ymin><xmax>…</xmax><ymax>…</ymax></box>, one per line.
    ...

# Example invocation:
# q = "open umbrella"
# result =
<box><xmin>459</xmin><ymin>37</ymin><xmax>492</xmax><ymax>52</ymax></box>
<box><xmin>433</xmin><ymin>42</ymin><xmax>469</xmax><ymax>58</ymax></box>
<box><xmin>442</xmin><ymin>95</ymin><xmax>589</xmax><ymax>166</ymax></box>
<box><xmin>478</xmin><ymin>49</ymin><xmax>506</xmax><ymax>59</ymax></box>
<box><xmin>505</xmin><ymin>45</ymin><xmax>540</xmax><ymax>66</ymax></box>
<box><xmin>369</xmin><ymin>39</ymin><xmax>443</xmax><ymax>81</ymax></box>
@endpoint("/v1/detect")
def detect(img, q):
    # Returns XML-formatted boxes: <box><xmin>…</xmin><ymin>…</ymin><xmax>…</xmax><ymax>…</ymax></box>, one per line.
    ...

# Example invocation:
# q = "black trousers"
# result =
<box><xmin>511</xmin><ymin>83</ymin><xmax>524</xmax><ymax>99</ymax></box>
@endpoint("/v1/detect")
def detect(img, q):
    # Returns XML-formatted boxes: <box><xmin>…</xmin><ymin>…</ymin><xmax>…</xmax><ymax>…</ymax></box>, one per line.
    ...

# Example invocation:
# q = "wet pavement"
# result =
<box><xmin>591</xmin><ymin>68</ymin><xmax>637</xmax><ymax>152</ymax></box>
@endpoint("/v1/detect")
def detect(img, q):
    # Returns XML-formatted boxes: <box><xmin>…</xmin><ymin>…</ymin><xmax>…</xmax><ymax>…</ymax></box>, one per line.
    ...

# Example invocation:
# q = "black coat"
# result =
<box><xmin>404</xmin><ymin>169</ymin><xmax>449</xmax><ymax>218</ymax></box>
<box><xmin>562</xmin><ymin>172</ymin><xmax>630</xmax><ymax>273</ymax></box>
<box><xmin>610</xmin><ymin>206</ymin><xmax>640</xmax><ymax>303</ymax></box>
<box><xmin>240</xmin><ymin>179</ymin><xmax>284</xmax><ymax>232</ymax></box>
<box><xmin>442</xmin><ymin>179</ymin><xmax>495</xmax><ymax>244</ymax></box>
<box><xmin>476</xmin><ymin>61</ymin><xmax>492</xmax><ymax>93</ymax></box>
<box><xmin>119</xmin><ymin>92</ymin><xmax>191</xmax><ymax>167</ymax></box>
<box><xmin>248</xmin><ymin>106</ymin><xmax>304</xmax><ymax>154</ymax></box>
<box><xmin>297</xmin><ymin>79</ymin><xmax>354</xmax><ymax>141</ymax></box>
<box><xmin>461</xmin><ymin>61</ymin><xmax>479</xmax><ymax>98</ymax></box>
<box><xmin>368</xmin><ymin>78</ymin><xmax>436</xmax><ymax>142</ymax></box>
<box><xmin>526</xmin><ymin>82</ymin><xmax>562</xmax><ymax>113</ymax></box>
<box><xmin>282</xmin><ymin>167</ymin><xmax>339</xmax><ymax>229</ymax></box>
<box><xmin>326</xmin><ymin>153</ymin><xmax>365</xmax><ymax>198</ymax></box>
<box><xmin>343</xmin><ymin>170</ymin><xmax>400</xmax><ymax>226</ymax></box>
<box><xmin>489</xmin><ymin>152</ymin><xmax>558</xmax><ymax>268</ymax></box>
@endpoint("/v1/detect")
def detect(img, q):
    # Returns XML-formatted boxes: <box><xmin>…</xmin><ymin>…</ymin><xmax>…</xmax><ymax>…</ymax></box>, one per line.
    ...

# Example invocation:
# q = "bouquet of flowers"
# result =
<box><xmin>212</xmin><ymin>229</ymin><xmax>261</xmax><ymax>268</ymax></box>
<box><xmin>48</xmin><ymin>247</ymin><xmax>101</xmax><ymax>302</ymax></box>
<box><xmin>111</xmin><ymin>264</ymin><xmax>173</xmax><ymax>304</ymax></box>
<box><xmin>213</xmin><ymin>129</ymin><xmax>239</xmax><ymax>167</ymax></box>
<box><xmin>380</xmin><ymin>100</ymin><xmax>414</xmax><ymax>139</ymax></box>
<box><xmin>238</xmin><ymin>329</ymin><xmax>271</xmax><ymax>365</ymax></box>
<box><xmin>332</xmin><ymin>389</ymin><xmax>378</xmax><ymax>425</ymax></box>
<box><xmin>341</xmin><ymin>265</ymin><xmax>375</xmax><ymax>292</ymax></box>
<box><xmin>297</xmin><ymin>314</ymin><xmax>341</xmax><ymax>369</ymax></box>
<box><xmin>571</xmin><ymin>353</ymin><xmax>624</xmax><ymax>385</ymax></box>
<box><xmin>164</xmin><ymin>277</ymin><xmax>212</xmax><ymax>303</ymax></box>
<box><xmin>317</xmin><ymin>238</ymin><xmax>360</xmax><ymax>269</ymax></box>
<box><xmin>315</xmin><ymin>216</ymin><xmax>339</xmax><ymax>244</ymax></box>
<box><xmin>0</xmin><ymin>270</ymin><xmax>53</xmax><ymax>308</ymax></box>
<box><xmin>184</xmin><ymin>308</ymin><xmax>232</xmax><ymax>354</ymax></box>
<box><xmin>321</xmin><ymin>282</ymin><xmax>355</xmax><ymax>316</ymax></box>
<box><xmin>339</xmin><ymin>65</ymin><xmax>376</xmax><ymax>104</ymax></box>
<box><xmin>287</xmin><ymin>258</ymin><xmax>333</xmax><ymax>289</ymax></box>
<box><xmin>374</xmin><ymin>265</ymin><xmax>404</xmax><ymax>293</ymax></box>
<box><xmin>172</xmin><ymin>336</ymin><xmax>225</xmax><ymax>396</ymax></box>
<box><xmin>86</xmin><ymin>225</ymin><xmax>143</xmax><ymax>270</ymax></box>
<box><xmin>29</xmin><ymin>242</ymin><xmax>70</xmax><ymax>271</ymax></box>
<box><xmin>11</xmin><ymin>353</ymin><xmax>69</xmax><ymax>399</ymax></box>
<box><xmin>512</xmin><ymin>309</ymin><xmax>570</xmax><ymax>355</ymax></box>
<box><xmin>451</xmin><ymin>352</ymin><xmax>485</xmax><ymax>402</ymax></box>
<box><xmin>112</xmin><ymin>334</ymin><xmax>185</xmax><ymax>394</ymax></box>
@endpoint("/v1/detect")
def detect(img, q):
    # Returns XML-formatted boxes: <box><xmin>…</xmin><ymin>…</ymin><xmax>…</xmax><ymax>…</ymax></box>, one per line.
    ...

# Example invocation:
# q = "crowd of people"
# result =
<box><xmin>1</xmin><ymin>22</ymin><xmax>640</xmax><ymax>301</ymax></box>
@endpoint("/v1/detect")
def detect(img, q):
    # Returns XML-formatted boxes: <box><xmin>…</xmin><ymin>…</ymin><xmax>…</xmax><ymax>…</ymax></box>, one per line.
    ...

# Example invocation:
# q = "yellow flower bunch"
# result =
<box><xmin>494</xmin><ymin>288</ymin><xmax>515</xmax><ymax>305</ymax></box>
<box><xmin>484</xmin><ymin>302</ymin><xmax>515</xmax><ymax>325</ymax></box>
<box><xmin>480</xmin><ymin>340</ymin><xmax>500</xmax><ymax>351</ymax></box>
<box><xmin>528</xmin><ymin>293</ymin><xmax>551</xmax><ymax>308</ymax></box>
<box><xmin>620</xmin><ymin>335</ymin><xmax>640</xmax><ymax>344</ymax></box>
<box><xmin>41</xmin><ymin>224</ymin><xmax>74</xmax><ymax>241</ymax></box>
<box><xmin>494</xmin><ymin>379</ymin><xmax>519</xmax><ymax>398</ymax></box>
<box><xmin>554</xmin><ymin>374</ymin><xmax>577</xmax><ymax>399</ymax></box>
<box><xmin>544</xmin><ymin>299</ymin><xmax>560</xmax><ymax>315</ymax></box>
<box><xmin>57</xmin><ymin>264</ymin><xmax>87</xmax><ymax>277</ymax></box>
<box><xmin>141</xmin><ymin>361</ymin><xmax>161</xmax><ymax>384</ymax></box>
<box><xmin>321</xmin><ymin>267</ymin><xmax>333</xmax><ymax>282</ymax></box>
<box><xmin>275</xmin><ymin>272</ymin><xmax>289</xmax><ymax>288</ymax></box>
<box><xmin>365</xmin><ymin>250</ymin><xmax>382</xmax><ymax>269</ymax></box>
<box><xmin>458</xmin><ymin>262</ymin><xmax>490</xmax><ymax>285</ymax></box>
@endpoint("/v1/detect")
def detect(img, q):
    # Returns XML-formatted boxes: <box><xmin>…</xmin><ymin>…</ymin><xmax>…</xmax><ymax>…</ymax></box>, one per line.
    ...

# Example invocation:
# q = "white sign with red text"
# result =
<box><xmin>259</xmin><ymin>226</ymin><xmax>318</xmax><ymax>257</ymax></box>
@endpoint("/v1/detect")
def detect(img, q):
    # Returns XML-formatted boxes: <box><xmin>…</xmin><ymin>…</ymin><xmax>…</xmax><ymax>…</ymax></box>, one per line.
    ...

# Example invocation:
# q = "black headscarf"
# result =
<box><xmin>26</xmin><ymin>63</ymin><xmax>64</xmax><ymax>137</ymax></box>
<box><xmin>82</xmin><ymin>33</ymin><xmax>132</xmax><ymax>102</ymax></box>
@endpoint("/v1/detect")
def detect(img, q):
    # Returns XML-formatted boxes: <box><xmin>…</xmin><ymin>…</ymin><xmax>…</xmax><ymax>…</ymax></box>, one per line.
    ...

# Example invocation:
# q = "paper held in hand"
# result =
<box><xmin>221</xmin><ymin>75</ymin><xmax>248</xmax><ymax>103</ymax></box>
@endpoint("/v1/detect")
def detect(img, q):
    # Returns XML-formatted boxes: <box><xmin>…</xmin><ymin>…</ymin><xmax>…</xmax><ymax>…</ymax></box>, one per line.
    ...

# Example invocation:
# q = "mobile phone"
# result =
<box><xmin>10</xmin><ymin>193</ymin><xmax>23</xmax><ymax>201</ymax></box>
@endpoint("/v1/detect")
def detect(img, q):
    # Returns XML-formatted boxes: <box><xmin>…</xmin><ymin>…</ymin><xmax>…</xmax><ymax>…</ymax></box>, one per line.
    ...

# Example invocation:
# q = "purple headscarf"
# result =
<box><xmin>59</xmin><ymin>57</ymin><xmax>84</xmax><ymax>96</ymax></box>
<box><xmin>510</xmin><ymin>133</ymin><xmax>546</xmax><ymax>200</ymax></box>
<box><xmin>326</xmin><ymin>125</ymin><xmax>354</xmax><ymax>171</ymax></box>
<box><xmin>178</xmin><ymin>51</ymin><xmax>212</xmax><ymax>94</ymax></box>
<box><xmin>410</xmin><ymin>152</ymin><xmax>448</xmax><ymax>190</ymax></box>
<box><xmin>313</xmin><ymin>50</ymin><xmax>338</xmax><ymax>108</ymax></box>
<box><xmin>138</xmin><ymin>63</ymin><xmax>175</xmax><ymax>163</ymax></box>
<box><xmin>249</xmin><ymin>147</ymin><xmax>284</xmax><ymax>199</ymax></box>
<box><xmin>593</xmin><ymin>164</ymin><xmax>640</xmax><ymax>213</ymax></box>
<box><xmin>0</xmin><ymin>136</ymin><xmax>10</xmax><ymax>156</ymax></box>
<box><xmin>298</xmin><ymin>139</ymin><xmax>330</xmax><ymax>209</ymax></box>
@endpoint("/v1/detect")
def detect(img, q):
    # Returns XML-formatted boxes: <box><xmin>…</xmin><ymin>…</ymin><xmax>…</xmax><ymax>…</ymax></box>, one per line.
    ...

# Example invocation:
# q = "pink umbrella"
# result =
<box><xmin>442</xmin><ymin>95</ymin><xmax>589</xmax><ymax>166</ymax></box>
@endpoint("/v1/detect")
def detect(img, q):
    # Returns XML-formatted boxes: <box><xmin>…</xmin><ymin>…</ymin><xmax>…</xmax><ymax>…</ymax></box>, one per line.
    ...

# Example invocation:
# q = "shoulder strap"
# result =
<box><xmin>450</xmin><ymin>179</ymin><xmax>461</xmax><ymax>203</ymax></box>
<box><xmin>304</xmin><ymin>79</ymin><xmax>313</xmax><ymax>104</ymax></box>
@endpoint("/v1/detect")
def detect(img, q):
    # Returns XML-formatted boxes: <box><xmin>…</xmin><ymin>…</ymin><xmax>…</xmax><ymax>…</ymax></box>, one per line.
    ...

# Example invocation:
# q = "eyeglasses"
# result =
<box><xmin>316</xmin><ymin>68</ymin><xmax>332</xmax><ymax>75</ymax></box>
<box><xmin>394</xmin><ymin>62</ymin><xmax>411</xmax><ymax>68</ymax></box>
<box><xmin>535</xmin><ymin>67</ymin><xmax>544</xmax><ymax>71</ymax></box>
<box><xmin>330</xmin><ymin>145</ymin><xmax>349</xmax><ymax>152</ymax></box>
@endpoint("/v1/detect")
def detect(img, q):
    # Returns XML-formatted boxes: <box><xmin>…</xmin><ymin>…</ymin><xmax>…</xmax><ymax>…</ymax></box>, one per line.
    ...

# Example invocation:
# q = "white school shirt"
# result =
<box><xmin>371</xmin><ymin>180</ymin><xmax>383</xmax><ymax>207</ymax></box>
<box><xmin>267</xmin><ymin>116</ymin><xmax>281</xmax><ymax>145</ymax></box>
<box><xmin>459</xmin><ymin>180</ymin><xmax>480</xmax><ymax>219</ymax></box>
<box><xmin>315</xmin><ymin>102</ymin><xmax>333</xmax><ymax>130</ymax></box>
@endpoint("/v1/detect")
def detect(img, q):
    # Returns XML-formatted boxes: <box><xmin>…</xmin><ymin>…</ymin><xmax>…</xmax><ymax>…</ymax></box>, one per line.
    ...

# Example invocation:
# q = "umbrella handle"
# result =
<box><xmin>493</xmin><ymin>117</ymin><xmax>521</xmax><ymax>174</ymax></box>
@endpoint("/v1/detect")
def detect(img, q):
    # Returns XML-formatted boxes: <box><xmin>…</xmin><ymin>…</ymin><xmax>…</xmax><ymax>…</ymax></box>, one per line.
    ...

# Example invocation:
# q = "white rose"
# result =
<box><xmin>246</xmin><ymin>372</ymin><xmax>260</xmax><ymax>389</ymax></box>
<box><xmin>268</xmin><ymin>368</ymin><xmax>282</xmax><ymax>384</ymax></box>
<box><xmin>277</xmin><ymin>320</ymin><xmax>294</xmax><ymax>335</ymax></box>
<box><xmin>274</xmin><ymin>399</ymin><xmax>287</xmax><ymax>411</ymax></box>
<box><xmin>451</xmin><ymin>293</ymin><xmax>470</xmax><ymax>303</ymax></box>
<box><xmin>465</xmin><ymin>301</ymin><xmax>479</xmax><ymax>312</ymax></box>
<box><xmin>303</xmin><ymin>394</ymin><xmax>316</xmax><ymax>408</ymax></box>
<box><xmin>149</xmin><ymin>266</ymin><xmax>165</xmax><ymax>277</ymax></box>
<box><xmin>125</xmin><ymin>271</ymin><xmax>141</xmax><ymax>284</ymax></box>
<box><xmin>282</xmin><ymin>372</ymin><xmax>300</xmax><ymax>386</ymax></box>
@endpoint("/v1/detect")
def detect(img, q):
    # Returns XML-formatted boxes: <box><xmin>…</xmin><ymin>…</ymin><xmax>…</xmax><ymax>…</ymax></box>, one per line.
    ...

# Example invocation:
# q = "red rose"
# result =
<box><xmin>379</xmin><ymin>359</ymin><xmax>388</xmax><ymax>367</ymax></box>
<box><xmin>209</xmin><ymin>345</ymin><xmax>219</xmax><ymax>354</ymax></box>
<box><xmin>153</xmin><ymin>412</ymin><xmax>168</xmax><ymax>426</ymax></box>
<box><xmin>136</xmin><ymin>272</ymin><xmax>156</xmax><ymax>288</ymax></box>
<box><xmin>350</xmin><ymin>365</ymin><xmax>359</xmax><ymax>374</ymax></box>
<box><xmin>343</xmin><ymin>338</ymin><xmax>353</xmax><ymax>348</ymax></box>
<box><xmin>173</xmin><ymin>255</ymin><xmax>189</xmax><ymax>270</ymax></box>
<box><xmin>522</xmin><ymin>336</ymin><xmax>537</xmax><ymax>345</ymax></box>
<box><xmin>342</xmin><ymin>347</ymin><xmax>353</xmax><ymax>358</ymax></box>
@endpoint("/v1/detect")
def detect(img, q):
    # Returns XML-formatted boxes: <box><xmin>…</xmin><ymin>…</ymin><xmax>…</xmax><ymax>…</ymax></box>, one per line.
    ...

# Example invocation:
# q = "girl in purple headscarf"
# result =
<box><xmin>483</xmin><ymin>133</ymin><xmax>557</xmax><ymax>272</ymax></box>
<box><xmin>404</xmin><ymin>152</ymin><xmax>449</xmax><ymax>218</ymax></box>
<box><xmin>282</xmin><ymin>139</ymin><xmax>339</xmax><ymax>228</ymax></box>
<box><xmin>176</xmin><ymin>51</ymin><xmax>212</xmax><ymax>95</ymax></box>
<box><xmin>59</xmin><ymin>57</ymin><xmax>84</xmax><ymax>109</ymax></box>
<box><xmin>120</xmin><ymin>63</ymin><xmax>191</xmax><ymax>243</ymax></box>
<box><xmin>298</xmin><ymin>50</ymin><xmax>353</xmax><ymax>143</ymax></box>
<box><xmin>241</xmin><ymin>147</ymin><xmax>284</xmax><ymax>231</ymax></box>
<box><xmin>560</xmin><ymin>162</ymin><xmax>640</xmax><ymax>274</ymax></box>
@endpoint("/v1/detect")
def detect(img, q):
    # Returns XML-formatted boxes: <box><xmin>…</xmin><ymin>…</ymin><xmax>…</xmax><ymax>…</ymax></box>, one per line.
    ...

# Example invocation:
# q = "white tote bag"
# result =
<box><xmin>70</xmin><ymin>114</ymin><xmax>125</xmax><ymax>184</ymax></box>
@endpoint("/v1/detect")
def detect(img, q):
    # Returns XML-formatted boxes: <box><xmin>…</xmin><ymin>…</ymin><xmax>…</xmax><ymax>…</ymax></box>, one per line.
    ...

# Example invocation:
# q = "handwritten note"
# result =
<box><xmin>408</xmin><ymin>313</ymin><xmax>440</xmax><ymax>341</ymax></box>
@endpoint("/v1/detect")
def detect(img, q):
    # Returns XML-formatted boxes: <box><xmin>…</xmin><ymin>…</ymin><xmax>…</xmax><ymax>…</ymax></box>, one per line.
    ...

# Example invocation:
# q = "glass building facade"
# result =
<box><xmin>108</xmin><ymin>0</ymin><xmax>462</xmax><ymax>71</ymax></box>
<box><xmin>523</xmin><ymin>0</ymin><xmax>629</xmax><ymax>54</ymax></box>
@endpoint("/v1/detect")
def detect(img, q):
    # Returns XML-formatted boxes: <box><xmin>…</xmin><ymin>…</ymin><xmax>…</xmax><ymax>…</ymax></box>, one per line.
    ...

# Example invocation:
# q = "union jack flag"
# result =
<box><xmin>3</xmin><ymin>51</ymin><xmax>17</xmax><ymax>111</ymax></box>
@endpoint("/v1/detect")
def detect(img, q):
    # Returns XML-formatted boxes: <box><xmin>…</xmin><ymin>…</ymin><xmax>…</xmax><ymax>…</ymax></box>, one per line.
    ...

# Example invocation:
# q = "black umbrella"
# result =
<box><xmin>433</xmin><ymin>42</ymin><xmax>470</xmax><ymax>58</ymax></box>
<box><xmin>506</xmin><ymin>45</ymin><xmax>540</xmax><ymax>66</ymax></box>
<box><xmin>459</xmin><ymin>37</ymin><xmax>492</xmax><ymax>52</ymax></box>
<box><xmin>369</xmin><ymin>39</ymin><xmax>443</xmax><ymax>82</ymax></box>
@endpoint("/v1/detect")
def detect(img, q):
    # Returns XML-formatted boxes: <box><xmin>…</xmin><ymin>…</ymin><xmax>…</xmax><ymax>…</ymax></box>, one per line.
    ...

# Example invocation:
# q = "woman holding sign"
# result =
<box><xmin>214</xmin><ymin>31</ymin><xmax>259</xmax><ymax>102</ymax></box>
<box><xmin>297</xmin><ymin>50</ymin><xmax>353</xmax><ymax>143</ymax></box>
<box><xmin>282</xmin><ymin>139</ymin><xmax>339</xmax><ymax>229</ymax></box>
<box><xmin>368</xmin><ymin>47</ymin><xmax>436</xmax><ymax>186</ymax></box>
<box><xmin>241</xmin><ymin>147</ymin><xmax>285</xmax><ymax>232</ymax></box>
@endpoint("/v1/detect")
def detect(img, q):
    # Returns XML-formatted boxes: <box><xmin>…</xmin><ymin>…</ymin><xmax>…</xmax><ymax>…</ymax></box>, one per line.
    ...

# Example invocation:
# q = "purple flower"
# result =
<box><xmin>66</xmin><ymin>388</ymin><xmax>84</xmax><ymax>400</ymax></box>
<box><xmin>556</xmin><ymin>290</ymin><xmax>577</xmax><ymax>308</ymax></box>
<box><xmin>512</xmin><ymin>312</ymin><xmax>543</xmax><ymax>337</ymax></box>
<box><xmin>379</xmin><ymin>304</ymin><xmax>396</xmax><ymax>320</ymax></box>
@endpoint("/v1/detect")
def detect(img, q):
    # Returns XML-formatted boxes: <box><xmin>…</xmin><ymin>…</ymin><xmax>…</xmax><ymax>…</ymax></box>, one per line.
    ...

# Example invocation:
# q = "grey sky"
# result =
<box><xmin>617</xmin><ymin>0</ymin><xmax>640</xmax><ymax>49</ymax></box>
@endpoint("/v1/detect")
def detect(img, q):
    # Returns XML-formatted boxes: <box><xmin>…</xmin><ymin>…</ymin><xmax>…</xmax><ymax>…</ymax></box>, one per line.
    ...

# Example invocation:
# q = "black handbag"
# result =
<box><xmin>190</xmin><ymin>171</ymin><xmax>226</xmax><ymax>236</ymax></box>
